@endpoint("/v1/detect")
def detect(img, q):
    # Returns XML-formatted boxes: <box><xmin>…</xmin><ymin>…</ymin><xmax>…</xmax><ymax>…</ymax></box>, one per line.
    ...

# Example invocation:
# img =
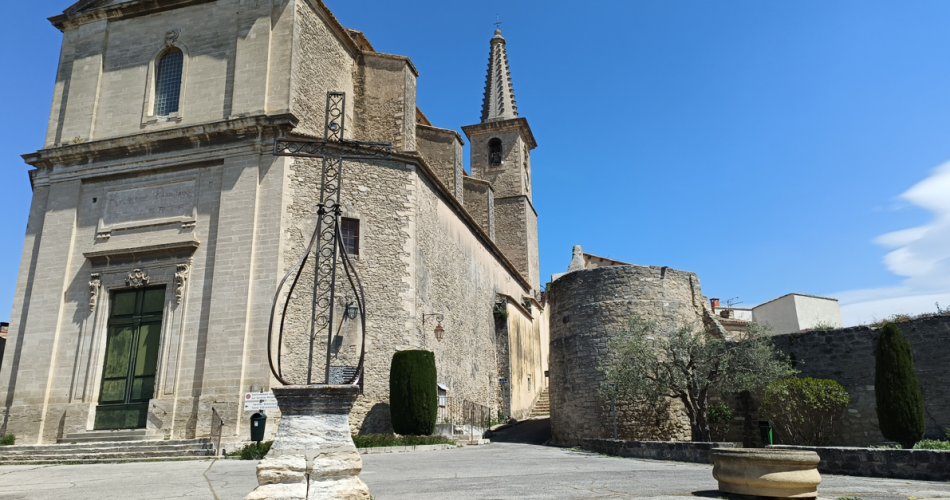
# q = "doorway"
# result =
<box><xmin>94</xmin><ymin>286</ymin><xmax>165</xmax><ymax>430</ymax></box>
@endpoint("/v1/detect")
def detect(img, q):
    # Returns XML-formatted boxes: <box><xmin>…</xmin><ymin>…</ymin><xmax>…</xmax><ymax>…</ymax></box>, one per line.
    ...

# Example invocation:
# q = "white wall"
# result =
<box><xmin>752</xmin><ymin>295</ymin><xmax>801</xmax><ymax>334</ymax></box>
<box><xmin>752</xmin><ymin>294</ymin><xmax>842</xmax><ymax>334</ymax></box>
<box><xmin>794</xmin><ymin>295</ymin><xmax>843</xmax><ymax>330</ymax></box>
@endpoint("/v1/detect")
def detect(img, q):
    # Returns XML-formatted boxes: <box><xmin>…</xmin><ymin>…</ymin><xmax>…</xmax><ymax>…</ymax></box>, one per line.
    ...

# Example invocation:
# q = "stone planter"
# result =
<box><xmin>245</xmin><ymin>385</ymin><xmax>370</xmax><ymax>500</ymax></box>
<box><xmin>710</xmin><ymin>449</ymin><xmax>821</xmax><ymax>499</ymax></box>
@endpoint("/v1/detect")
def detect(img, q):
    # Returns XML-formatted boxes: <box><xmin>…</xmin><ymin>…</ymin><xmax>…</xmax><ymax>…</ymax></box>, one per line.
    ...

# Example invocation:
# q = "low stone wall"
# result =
<box><xmin>583</xmin><ymin>439</ymin><xmax>741</xmax><ymax>464</ymax></box>
<box><xmin>769</xmin><ymin>445</ymin><xmax>950</xmax><ymax>482</ymax></box>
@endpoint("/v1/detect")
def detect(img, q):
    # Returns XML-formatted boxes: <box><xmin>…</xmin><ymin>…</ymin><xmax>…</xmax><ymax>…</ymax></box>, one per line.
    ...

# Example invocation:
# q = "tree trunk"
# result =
<box><xmin>692</xmin><ymin>406</ymin><xmax>711</xmax><ymax>442</ymax></box>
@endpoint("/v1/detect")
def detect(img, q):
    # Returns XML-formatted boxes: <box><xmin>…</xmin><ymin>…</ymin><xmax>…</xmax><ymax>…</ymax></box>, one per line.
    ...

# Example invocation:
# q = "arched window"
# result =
<box><xmin>488</xmin><ymin>138</ymin><xmax>502</xmax><ymax>166</ymax></box>
<box><xmin>154</xmin><ymin>48</ymin><xmax>183</xmax><ymax>116</ymax></box>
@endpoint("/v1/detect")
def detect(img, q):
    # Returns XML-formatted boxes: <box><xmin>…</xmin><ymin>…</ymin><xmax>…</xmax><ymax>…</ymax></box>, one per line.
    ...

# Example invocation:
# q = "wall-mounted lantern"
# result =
<box><xmin>423</xmin><ymin>313</ymin><xmax>445</xmax><ymax>341</ymax></box>
<box><xmin>345</xmin><ymin>302</ymin><xmax>360</xmax><ymax>320</ymax></box>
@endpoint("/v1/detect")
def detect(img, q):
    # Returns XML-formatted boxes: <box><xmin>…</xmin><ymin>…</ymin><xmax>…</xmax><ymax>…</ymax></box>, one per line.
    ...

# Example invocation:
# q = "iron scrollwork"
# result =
<box><xmin>267</xmin><ymin>92</ymin><xmax>391</xmax><ymax>391</ymax></box>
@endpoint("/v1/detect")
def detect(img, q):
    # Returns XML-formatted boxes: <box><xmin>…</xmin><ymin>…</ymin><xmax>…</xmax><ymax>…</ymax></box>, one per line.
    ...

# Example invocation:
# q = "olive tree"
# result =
<box><xmin>599</xmin><ymin>316</ymin><xmax>795</xmax><ymax>442</ymax></box>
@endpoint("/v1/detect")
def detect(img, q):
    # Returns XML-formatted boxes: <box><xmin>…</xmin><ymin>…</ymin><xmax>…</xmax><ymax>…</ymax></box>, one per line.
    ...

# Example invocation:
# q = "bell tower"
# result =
<box><xmin>463</xmin><ymin>29</ymin><xmax>540</xmax><ymax>292</ymax></box>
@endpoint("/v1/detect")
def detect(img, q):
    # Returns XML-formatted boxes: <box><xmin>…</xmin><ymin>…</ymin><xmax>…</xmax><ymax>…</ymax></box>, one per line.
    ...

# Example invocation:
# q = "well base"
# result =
<box><xmin>243</xmin><ymin>385</ymin><xmax>370</xmax><ymax>500</ymax></box>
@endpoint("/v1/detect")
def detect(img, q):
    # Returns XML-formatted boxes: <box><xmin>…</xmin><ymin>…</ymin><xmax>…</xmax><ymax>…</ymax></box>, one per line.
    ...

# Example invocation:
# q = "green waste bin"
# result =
<box><xmin>758</xmin><ymin>420</ymin><xmax>774</xmax><ymax>447</ymax></box>
<box><xmin>250</xmin><ymin>412</ymin><xmax>267</xmax><ymax>443</ymax></box>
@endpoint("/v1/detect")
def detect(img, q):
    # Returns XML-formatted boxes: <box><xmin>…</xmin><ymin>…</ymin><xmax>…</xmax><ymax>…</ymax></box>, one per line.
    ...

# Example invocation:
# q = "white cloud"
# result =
<box><xmin>837</xmin><ymin>161</ymin><xmax>950</xmax><ymax>326</ymax></box>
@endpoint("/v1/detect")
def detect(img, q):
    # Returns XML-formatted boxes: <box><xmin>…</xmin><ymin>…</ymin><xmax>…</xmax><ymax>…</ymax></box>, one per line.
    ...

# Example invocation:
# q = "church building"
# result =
<box><xmin>0</xmin><ymin>0</ymin><xmax>546</xmax><ymax>444</ymax></box>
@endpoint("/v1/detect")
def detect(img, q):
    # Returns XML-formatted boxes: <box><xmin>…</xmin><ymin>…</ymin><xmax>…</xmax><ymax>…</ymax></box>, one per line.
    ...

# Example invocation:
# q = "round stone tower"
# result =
<box><xmin>547</xmin><ymin>263</ymin><xmax>722</xmax><ymax>446</ymax></box>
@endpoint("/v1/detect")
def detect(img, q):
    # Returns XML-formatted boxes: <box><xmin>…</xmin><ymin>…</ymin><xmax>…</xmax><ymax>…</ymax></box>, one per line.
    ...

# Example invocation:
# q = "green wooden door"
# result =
<box><xmin>94</xmin><ymin>287</ymin><xmax>165</xmax><ymax>430</ymax></box>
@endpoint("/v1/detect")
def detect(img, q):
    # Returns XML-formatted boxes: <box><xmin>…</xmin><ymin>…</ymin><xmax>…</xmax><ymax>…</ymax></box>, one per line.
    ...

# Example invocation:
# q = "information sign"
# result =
<box><xmin>244</xmin><ymin>391</ymin><xmax>279</xmax><ymax>411</ymax></box>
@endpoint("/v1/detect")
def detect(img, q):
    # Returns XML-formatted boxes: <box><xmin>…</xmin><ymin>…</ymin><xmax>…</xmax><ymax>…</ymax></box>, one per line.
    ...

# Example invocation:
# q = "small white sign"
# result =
<box><xmin>244</xmin><ymin>391</ymin><xmax>279</xmax><ymax>411</ymax></box>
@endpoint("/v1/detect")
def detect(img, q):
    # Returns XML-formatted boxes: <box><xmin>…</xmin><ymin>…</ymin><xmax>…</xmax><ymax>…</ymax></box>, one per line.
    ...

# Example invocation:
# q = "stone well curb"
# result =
<box><xmin>357</xmin><ymin>444</ymin><xmax>461</xmax><ymax>455</ymax></box>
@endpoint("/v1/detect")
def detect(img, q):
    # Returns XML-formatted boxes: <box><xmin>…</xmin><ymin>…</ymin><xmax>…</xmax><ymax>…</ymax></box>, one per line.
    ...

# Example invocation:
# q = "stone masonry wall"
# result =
<box><xmin>548</xmin><ymin>264</ymin><xmax>719</xmax><ymax>446</ymax></box>
<box><xmin>462</xmin><ymin>177</ymin><xmax>493</xmax><ymax>239</ymax></box>
<box><xmin>725</xmin><ymin>316</ymin><xmax>950</xmax><ymax>447</ymax></box>
<box><xmin>416</xmin><ymin>125</ymin><xmax>464</xmax><ymax>201</ymax></box>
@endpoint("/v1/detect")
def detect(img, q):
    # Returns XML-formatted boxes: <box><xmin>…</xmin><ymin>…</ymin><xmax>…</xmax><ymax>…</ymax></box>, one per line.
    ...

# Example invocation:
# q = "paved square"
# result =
<box><xmin>0</xmin><ymin>444</ymin><xmax>947</xmax><ymax>499</ymax></box>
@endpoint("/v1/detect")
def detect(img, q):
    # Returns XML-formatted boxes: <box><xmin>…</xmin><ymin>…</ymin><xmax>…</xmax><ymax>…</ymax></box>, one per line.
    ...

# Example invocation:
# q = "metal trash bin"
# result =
<box><xmin>759</xmin><ymin>420</ymin><xmax>774</xmax><ymax>447</ymax></box>
<box><xmin>250</xmin><ymin>412</ymin><xmax>267</xmax><ymax>443</ymax></box>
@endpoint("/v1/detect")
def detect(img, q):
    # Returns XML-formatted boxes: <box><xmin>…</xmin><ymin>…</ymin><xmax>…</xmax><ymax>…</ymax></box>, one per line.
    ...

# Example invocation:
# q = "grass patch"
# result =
<box><xmin>352</xmin><ymin>434</ymin><xmax>454</xmax><ymax>448</ymax></box>
<box><xmin>227</xmin><ymin>441</ymin><xmax>273</xmax><ymax>460</ymax></box>
<box><xmin>0</xmin><ymin>434</ymin><xmax>15</xmax><ymax>446</ymax></box>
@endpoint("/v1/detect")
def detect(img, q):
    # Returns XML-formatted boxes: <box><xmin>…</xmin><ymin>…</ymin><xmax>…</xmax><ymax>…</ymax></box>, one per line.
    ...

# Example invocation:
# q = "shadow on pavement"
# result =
<box><xmin>489</xmin><ymin>418</ymin><xmax>552</xmax><ymax>445</ymax></box>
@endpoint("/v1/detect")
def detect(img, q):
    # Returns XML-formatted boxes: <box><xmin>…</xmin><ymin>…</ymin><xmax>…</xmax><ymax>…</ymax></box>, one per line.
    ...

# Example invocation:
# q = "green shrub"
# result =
<box><xmin>227</xmin><ymin>440</ymin><xmax>272</xmax><ymax>460</ymax></box>
<box><xmin>389</xmin><ymin>350</ymin><xmax>438</xmax><ymax>436</ymax></box>
<box><xmin>707</xmin><ymin>402</ymin><xmax>732</xmax><ymax>441</ymax></box>
<box><xmin>759</xmin><ymin>378</ymin><xmax>850</xmax><ymax>446</ymax></box>
<box><xmin>875</xmin><ymin>323</ymin><xmax>925</xmax><ymax>449</ymax></box>
<box><xmin>913</xmin><ymin>439</ymin><xmax>950</xmax><ymax>450</ymax></box>
<box><xmin>0</xmin><ymin>434</ymin><xmax>14</xmax><ymax>446</ymax></box>
<box><xmin>352</xmin><ymin>434</ymin><xmax>454</xmax><ymax>448</ymax></box>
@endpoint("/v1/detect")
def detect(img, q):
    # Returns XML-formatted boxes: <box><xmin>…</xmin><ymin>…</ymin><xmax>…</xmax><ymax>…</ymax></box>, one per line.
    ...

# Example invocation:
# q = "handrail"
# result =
<box><xmin>210</xmin><ymin>407</ymin><xmax>224</xmax><ymax>457</ymax></box>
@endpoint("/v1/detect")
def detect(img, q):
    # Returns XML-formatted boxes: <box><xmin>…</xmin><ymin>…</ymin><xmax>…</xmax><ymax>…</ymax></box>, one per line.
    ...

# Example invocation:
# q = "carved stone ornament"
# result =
<box><xmin>89</xmin><ymin>274</ymin><xmax>102</xmax><ymax>312</ymax></box>
<box><xmin>175</xmin><ymin>263</ymin><xmax>189</xmax><ymax>305</ymax></box>
<box><xmin>165</xmin><ymin>29</ymin><xmax>181</xmax><ymax>46</ymax></box>
<box><xmin>127</xmin><ymin>269</ymin><xmax>151</xmax><ymax>288</ymax></box>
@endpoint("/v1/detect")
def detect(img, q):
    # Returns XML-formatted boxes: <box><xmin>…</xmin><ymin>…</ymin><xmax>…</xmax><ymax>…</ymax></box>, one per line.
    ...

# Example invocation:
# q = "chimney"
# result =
<box><xmin>710</xmin><ymin>298</ymin><xmax>720</xmax><ymax>312</ymax></box>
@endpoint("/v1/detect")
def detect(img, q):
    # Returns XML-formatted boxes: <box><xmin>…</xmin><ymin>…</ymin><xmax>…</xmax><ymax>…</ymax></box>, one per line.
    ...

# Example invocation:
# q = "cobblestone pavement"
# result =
<box><xmin>0</xmin><ymin>444</ymin><xmax>947</xmax><ymax>499</ymax></box>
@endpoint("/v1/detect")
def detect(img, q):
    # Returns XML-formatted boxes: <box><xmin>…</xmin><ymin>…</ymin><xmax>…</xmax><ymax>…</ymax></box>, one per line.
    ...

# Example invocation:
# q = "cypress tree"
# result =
<box><xmin>874</xmin><ymin>323</ymin><xmax>925</xmax><ymax>448</ymax></box>
<box><xmin>389</xmin><ymin>350</ymin><xmax>438</xmax><ymax>436</ymax></box>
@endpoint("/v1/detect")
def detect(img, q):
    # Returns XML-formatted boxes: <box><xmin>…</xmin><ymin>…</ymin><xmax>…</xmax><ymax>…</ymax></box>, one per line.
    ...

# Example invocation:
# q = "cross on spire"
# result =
<box><xmin>495</xmin><ymin>13</ymin><xmax>502</xmax><ymax>30</ymax></box>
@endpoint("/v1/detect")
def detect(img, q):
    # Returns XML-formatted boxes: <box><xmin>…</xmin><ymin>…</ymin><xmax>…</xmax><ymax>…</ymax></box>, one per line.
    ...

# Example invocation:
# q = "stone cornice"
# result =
<box><xmin>394</xmin><ymin>151</ymin><xmax>532</xmax><ymax>293</ymax></box>
<box><xmin>461</xmin><ymin>117</ymin><xmax>537</xmax><ymax>150</ymax></box>
<box><xmin>361</xmin><ymin>51</ymin><xmax>420</xmax><ymax>77</ymax></box>
<box><xmin>51</xmin><ymin>0</ymin><xmax>217</xmax><ymax>31</ymax></box>
<box><xmin>22</xmin><ymin>114</ymin><xmax>298</xmax><ymax>169</ymax></box>
<box><xmin>416</xmin><ymin>124</ymin><xmax>465</xmax><ymax>146</ymax></box>
<box><xmin>462</xmin><ymin>176</ymin><xmax>492</xmax><ymax>189</ymax></box>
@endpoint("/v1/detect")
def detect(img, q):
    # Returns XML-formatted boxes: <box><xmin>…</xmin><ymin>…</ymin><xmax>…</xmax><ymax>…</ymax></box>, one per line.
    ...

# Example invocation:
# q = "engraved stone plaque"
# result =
<box><xmin>100</xmin><ymin>179</ymin><xmax>196</xmax><ymax>234</ymax></box>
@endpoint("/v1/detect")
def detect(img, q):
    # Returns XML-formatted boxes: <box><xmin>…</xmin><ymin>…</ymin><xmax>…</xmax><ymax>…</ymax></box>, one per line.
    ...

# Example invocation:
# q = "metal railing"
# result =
<box><xmin>210</xmin><ymin>407</ymin><xmax>224</xmax><ymax>457</ymax></box>
<box><xmin>437</xmin><ymin>397</ymin><xmax>493</xmax><ymax>442</ymax></box>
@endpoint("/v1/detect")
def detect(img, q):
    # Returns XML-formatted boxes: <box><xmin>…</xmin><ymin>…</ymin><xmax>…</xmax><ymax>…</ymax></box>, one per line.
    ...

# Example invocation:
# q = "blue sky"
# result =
<box><xmin>2</xmin><ymin>1</ymin><xmax>950</xmax><ymax>326</ymax></box>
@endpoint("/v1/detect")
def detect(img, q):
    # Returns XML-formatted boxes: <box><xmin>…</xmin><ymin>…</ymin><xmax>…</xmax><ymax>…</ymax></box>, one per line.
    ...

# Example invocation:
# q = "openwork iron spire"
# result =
<box><xmin>480</xmin><ymin>29</ymin><xmax>519</xmax><ymax>123</ymax></box>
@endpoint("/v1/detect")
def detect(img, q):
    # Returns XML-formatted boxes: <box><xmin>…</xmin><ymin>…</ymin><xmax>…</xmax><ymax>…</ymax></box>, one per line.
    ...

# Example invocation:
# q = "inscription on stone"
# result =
<box><xmin>103</xmin><ymin>179</ymin><xmax>196</xmax><ymax>230</ymax></box>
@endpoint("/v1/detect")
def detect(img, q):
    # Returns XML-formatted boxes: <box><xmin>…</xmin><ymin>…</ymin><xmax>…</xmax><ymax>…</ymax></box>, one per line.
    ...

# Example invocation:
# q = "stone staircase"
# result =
<box><xmin>0</xmin><ymin>430</ymin><xmax>217</xmax><ymax>464</ymax></box>
<box><xmin>529</xmin><ymin>390</ymin><xmax>550</xmax><ymax>417</ymax></box>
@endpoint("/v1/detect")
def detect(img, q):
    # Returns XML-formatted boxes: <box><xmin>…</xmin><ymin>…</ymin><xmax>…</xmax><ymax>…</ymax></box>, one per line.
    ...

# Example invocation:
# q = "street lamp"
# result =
<box><xmin>423</xmin><ymin>313</ymin><xmax>445</xmax><ymax>341</ymax></box>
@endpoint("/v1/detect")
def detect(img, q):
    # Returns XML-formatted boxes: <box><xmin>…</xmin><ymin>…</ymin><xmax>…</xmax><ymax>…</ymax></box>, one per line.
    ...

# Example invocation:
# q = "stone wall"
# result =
<box><xmin>416</xmin><ymin>125</ymin><xmax>464</xmax><ymax>201</ymax></box>
<box><xmin>548</xmin><ymin>264</ymin><xmax>720</xmax><ymax>446</ymax></box>
<box><xmin>583</xmin><ymin>438</ymin><xmax>741</xmax><ymax>464</ymax></box>
<box><xmin>462</xmin><ymin>177</ymin><xmax>494</xmax><ymax>240</ymax></box>
<box><xmin>769</xmin><ymin>445</ymin><xmax>950</xmax><ymax>482</ymax></box>
<box><xmin>725</xmin><ymin>316</ymin><xmax>950</xmax><ymax>447</ymax></box>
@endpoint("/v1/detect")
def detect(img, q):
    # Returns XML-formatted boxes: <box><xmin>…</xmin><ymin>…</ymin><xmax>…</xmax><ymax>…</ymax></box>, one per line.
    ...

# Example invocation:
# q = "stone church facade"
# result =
<box><xmin>0</xmin><ymin>0</ymin><xmax>546</xmax><ymax>444</ymax></box>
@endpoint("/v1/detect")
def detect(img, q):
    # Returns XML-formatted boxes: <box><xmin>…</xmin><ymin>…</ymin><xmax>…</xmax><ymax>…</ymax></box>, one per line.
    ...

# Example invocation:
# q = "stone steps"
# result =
<box><xmin>0</xmin><ymin>438</ymin><xmax>216</xmax><ymax>464</ymax></box>
<box><xmin>57</xmin><ymin>429</ymin><xmax>162</xmax><ymax>444</ymax></box>
<box><xmin>529</xmin><ymin>390</ymin><xmax>550</xmax><ymax>417</ymax></box>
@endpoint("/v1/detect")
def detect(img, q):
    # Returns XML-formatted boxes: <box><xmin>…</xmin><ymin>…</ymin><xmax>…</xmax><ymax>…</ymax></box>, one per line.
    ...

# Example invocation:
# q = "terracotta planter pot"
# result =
<box><xmin>710</xmin><ymin>449</ymin><xmax>821</xmax><ymax>498</ymax></box>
